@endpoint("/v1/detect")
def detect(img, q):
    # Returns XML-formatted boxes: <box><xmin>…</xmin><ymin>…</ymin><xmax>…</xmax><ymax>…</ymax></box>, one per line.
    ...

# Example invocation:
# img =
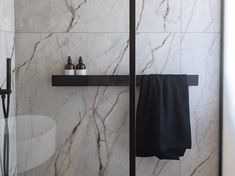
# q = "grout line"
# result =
<box><xmin>14</xmin><ymin>31</ymin><xmax>221</xmax><ymax>34</ymax></box>
<box><xmin>15</xmin><ymin>32</ymin><xmax>130</xmax><ymax>34</ymax></box>
<box><xmin>137</xmin><ymin>32</ymin><xmax>221</xmax><ymax>34</ymax></box>
<box><xmin>0</xmin><ymin>30</ymin><xmax>15</xmax><ymax>33</ymax></box>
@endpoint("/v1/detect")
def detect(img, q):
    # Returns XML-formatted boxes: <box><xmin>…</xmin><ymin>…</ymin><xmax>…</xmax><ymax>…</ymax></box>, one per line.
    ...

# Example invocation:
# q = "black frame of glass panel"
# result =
<box><xmin>129</xmin><ymin>0</ymin><xmax>136</xmax><ymax>175</ymax></box>
<box><xmin>219</xmin><ymin>0</ymin><xmax>224</xmax><ymax>175</ymax></box>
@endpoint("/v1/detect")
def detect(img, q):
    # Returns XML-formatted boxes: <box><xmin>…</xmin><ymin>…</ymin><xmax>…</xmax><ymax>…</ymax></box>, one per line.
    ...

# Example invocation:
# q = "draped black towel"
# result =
<box><xmin>136</xmin><ymin>75</ymin><xmax>191</xmax><ymax>160</ymax></box>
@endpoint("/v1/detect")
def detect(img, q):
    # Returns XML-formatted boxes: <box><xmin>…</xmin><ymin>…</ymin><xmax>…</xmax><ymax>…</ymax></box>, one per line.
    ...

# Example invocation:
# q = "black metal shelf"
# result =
<box><xmin>52</xmin><ymin>75</ymin><xmax>199</xmax><ymax>87</ymax></box>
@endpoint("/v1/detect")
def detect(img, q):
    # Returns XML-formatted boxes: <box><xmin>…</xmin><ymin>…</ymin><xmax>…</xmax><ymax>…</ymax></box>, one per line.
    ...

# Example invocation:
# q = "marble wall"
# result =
<box><xmin>0</xmin><ymin>0</ymin><xmax>16</xmax><ymax>175</ymax></box>
<box><xmin>14</xmin><ymin>0</ymin><xmax>221</xmax><ymax>176</ymax></box>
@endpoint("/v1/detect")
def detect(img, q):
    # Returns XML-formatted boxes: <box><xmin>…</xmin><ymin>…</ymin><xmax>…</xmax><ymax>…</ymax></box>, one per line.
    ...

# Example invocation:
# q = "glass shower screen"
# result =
<box><xmin>13</xmin><ymin>0</ymin><xmax>130</xmax><ymax>175</ymax></box>
<box><xmin>135</xmin><ymin>0</ymin><xmax>221</xmax><ymax>176</ymax></box>
<box><xmin>0</xmin><ymin>0</ymin><xmax>221</xmax><ymax>175</ymax></box>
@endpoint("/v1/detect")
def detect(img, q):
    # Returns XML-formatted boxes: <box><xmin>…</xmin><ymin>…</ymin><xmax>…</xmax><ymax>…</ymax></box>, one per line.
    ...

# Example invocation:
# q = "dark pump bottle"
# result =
<box><xmin>76</xmin><ymin>56</ymin><xmax>86</xmax><ymax>75</ymax></box>
<box><xmin>64</xmin><ymin>56</ymin><xmax>75</xmax><ymax>75</ymax></box>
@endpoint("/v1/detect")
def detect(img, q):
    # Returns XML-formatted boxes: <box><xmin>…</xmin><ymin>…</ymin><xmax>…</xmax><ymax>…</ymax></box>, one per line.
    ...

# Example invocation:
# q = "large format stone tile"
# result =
<box><xmin>87</xmin><ymin>33</ymin><xmax>129</xmax><ymax>75</ymax></box>
<box><xmin>136</xmin><ymin>33</ymin><xmax>181</xmax><ymax>74</ymax></box>
<box><xmin>136</xmin><ymin>157</ymin><xmax>180</xmax><ymax>176</ymax></box>
<box><xmin>15</xmin><ymin>33</ymin><xmax>130</xmax><ymax>176</ymax></box>
<box><xmin>182</xmin><ymin>0</ymin><xmax>221</xmax><ymax>32</ymax></box>
<box><xmin>135</xmin><ymin>33</ymin><xmax>220</xmax><ymax>176</ymax></box>
<box><xmin>136</xmin><ymin>0</ymin><xmax>181</xmax><ymax>32</ymax></box>
<box><xmin>87</xmin><ymin>0</ymin><xmax>129</xmax><ymax>32</ymax></box>
<box><xmin>0</xmin><ymin>0</ymin><xmax>14</xmax><ymax>32</ymax></box>
<box><xmin>15</xmin><ymin>0</ymin><xmax>88</xmax><ymax>32</ymax></box>
<box><xmin>180</xmin><ymin>33</ymin><xmax>220</xmax><ymax>176</ymax></box>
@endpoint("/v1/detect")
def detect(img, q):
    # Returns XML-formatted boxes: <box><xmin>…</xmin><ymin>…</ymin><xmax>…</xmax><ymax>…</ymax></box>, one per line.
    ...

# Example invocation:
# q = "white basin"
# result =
<box><xmin>16</xmin><ymin>115</ymin><xmax>56</xmax><ymax>173</ymax></box>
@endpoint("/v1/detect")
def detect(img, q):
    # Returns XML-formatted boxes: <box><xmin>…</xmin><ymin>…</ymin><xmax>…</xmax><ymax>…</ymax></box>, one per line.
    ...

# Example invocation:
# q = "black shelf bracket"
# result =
<box><xmin>52</xmin><ymin>75</ymin><xmax>199</xmax><ymax>87</ymax></box>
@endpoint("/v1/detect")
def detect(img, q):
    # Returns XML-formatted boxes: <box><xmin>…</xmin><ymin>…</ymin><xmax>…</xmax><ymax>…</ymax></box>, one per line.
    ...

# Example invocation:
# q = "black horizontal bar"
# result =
<box><xmin>52</xmin><ymin>75</ymin><xmax>199</xmax><ymax>87</ymax></box>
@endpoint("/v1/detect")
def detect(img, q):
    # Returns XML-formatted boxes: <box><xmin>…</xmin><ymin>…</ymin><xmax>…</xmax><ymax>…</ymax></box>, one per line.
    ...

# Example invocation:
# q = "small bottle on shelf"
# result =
<box><xmin>64</xmin><ymin>56</ymin><xmax>75</xmax><ymax>75</ymax></box>
<box><xmin>76</xmin><ymin>56</ymin><xmax>86</xmax><ymax>75</ymax></box>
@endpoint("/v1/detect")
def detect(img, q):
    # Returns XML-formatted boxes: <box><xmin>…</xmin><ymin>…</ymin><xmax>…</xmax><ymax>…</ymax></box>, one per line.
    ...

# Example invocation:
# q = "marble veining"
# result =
<box><xmin>14</xmin><ymin>0</ymin><xmax>220</xmax><ymax>175</ymax></box>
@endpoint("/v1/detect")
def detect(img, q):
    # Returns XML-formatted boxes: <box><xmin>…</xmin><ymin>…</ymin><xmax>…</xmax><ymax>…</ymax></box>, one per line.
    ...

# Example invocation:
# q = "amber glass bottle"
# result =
<box><xmin>76</xmin><ymin>56</ymin><xmax>86</xmax><ymax>75</ymax></box>
<box><xmin>64</xmin><ymin>56</ymin><xmax>75</xmax><ymax>75</ymax></box>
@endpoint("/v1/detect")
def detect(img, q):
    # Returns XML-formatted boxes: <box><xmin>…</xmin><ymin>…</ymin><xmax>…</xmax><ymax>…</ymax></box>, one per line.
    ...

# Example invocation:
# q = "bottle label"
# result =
<box><xmin>65</xmin><ymin>70</ymin><xmax>75</xmax><ymax>75</ymax></box>
<box><xmin>76</xmin><ymin>69</ymin><xmax>87</xmax><ymax>75</ymax></box>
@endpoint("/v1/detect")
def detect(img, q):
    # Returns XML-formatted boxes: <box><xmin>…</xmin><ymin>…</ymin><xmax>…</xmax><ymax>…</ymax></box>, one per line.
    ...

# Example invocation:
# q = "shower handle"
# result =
<box><xmin>0</xmin><ymin>58</ymin><xmax>12</xmax><ymax>118</ymax></box>
<box><xmin>0</xmin><ymin>58</ymin><xmax>12</xmax><ymax>95</ymax></box>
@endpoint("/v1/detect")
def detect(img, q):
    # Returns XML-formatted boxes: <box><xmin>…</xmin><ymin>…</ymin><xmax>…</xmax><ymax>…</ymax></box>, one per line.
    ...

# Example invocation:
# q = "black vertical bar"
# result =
<box><xmin>130</xmin><ymin>0</ymin><xmax>136</xmax><ymax>175</ymax></box>
<box><xmin>219</xmin><ymin>0</ymin><xmax>224</xmax><ymax>175</ymax></box>
<box><xmin>6</xmin><ymin>58</ymin><xmax>11</xmax><ymax>118</ymax></box>
<box><xmin>6</xmin><ymin>58</ymin><xmax>11</xmax><ymax>91</ymax></box>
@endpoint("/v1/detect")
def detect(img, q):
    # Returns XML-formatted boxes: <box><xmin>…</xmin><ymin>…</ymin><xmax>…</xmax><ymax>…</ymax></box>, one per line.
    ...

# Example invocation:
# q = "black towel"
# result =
<box><xmin>136</xmin><ymin>75</ymin><xmax>191</xmax><ymax>160</ymax></box>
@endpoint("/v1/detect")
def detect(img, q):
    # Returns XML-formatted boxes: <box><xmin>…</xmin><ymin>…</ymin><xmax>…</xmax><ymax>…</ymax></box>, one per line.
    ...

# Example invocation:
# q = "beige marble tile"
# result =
<box><xmin>136</xmin><ymin>0</ymin><xmax>181</xmax><ymax>32</ymax></box>
<box><xmin>15</xmin><ymin>0</ymin><xmax>88</xmax><ymax>33</ymax></box>
<box><xmin>136</xmin><ymin>33</ymin><xmax>181</xmax><ymax>74</ymax></box>
<box><xmin>15</xmin><ymin>33</ymin><xmax>130</xmax><ymax>175</ymax></box>
<box><xmin>87</xmin><ymin>0</ymin><xmax>129</xmax><ymax>32</ymax></box>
